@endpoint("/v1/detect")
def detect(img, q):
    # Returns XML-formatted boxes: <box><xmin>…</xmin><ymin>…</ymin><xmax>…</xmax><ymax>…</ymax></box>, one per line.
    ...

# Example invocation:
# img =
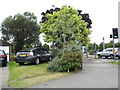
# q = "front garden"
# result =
<box><xmin>7</xmin><ymin>5</ymin><xmax>92</xmax><ymax>88</ymax></box>
<box><xmin>8</xmin><ymin>61</ymin><xmax>75</xmax><ymax>88</ymax></box>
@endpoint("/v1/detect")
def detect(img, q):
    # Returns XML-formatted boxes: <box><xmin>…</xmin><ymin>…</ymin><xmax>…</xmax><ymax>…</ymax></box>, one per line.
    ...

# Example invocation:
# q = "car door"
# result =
<box><xmin>39</xmin><ymin>49</ymin><xmax>46</xmax><ymax>61</ymax></box>
<box><xmin>33</xmin><ymin>49</ymin><xmax>41</xmax><ymax>59</ymax></box>
<box><xmin>43</xmin><ymin>50</ymin><xmax>50</xmax><ymax>61</ymax></box>
<box><xmin>105</xmin><ymin>49</ymin><xmax>112</xmax><ymax>56</ymax></box>
<box><xmin>101</xmin><ymin>49</ymin><xmax>107</xmax><ymax>56</ymax></box>
<box><xmin>42</xmin><ymin>49</ymin><xmax>50</xmax><ymax>61</ymax></box>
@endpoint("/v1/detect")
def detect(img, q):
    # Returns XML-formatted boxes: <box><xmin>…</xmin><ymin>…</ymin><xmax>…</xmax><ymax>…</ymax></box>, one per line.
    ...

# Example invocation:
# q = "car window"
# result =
<box><xmin>106</xmin><ymin>49</ymin><xmax>112</xmax><ymax>52</ymax></box>
<box><xmin>43</xmin><ymin>51</ymin><xmax>48</xmax><ymax>54</ymax></box>
<box><xmin>103</xmin><ymin>49</ymin><xmax>106</xmax><ymax>52</ymax></box>
<box><xmin>33</xmin><ymin>49</ymin><xmax>40</xmax><ymax>55</ymax></box>
<box><xmin>39</xmin><ymin>50</ymin><xmax>44</xmax><ymax>54</ymax></box>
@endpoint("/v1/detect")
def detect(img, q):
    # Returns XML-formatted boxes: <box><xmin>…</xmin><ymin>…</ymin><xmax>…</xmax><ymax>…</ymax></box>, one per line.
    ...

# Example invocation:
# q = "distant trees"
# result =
<box><xmin>87</xmin><ymin>41</ymin><xmax>120</xmax><ymax>55</ymax></box>
<box><xmin>98</xmin><ymin>41</ymin><xmax>120</xmax><ymax>51</ymax></box>
<box><xmin>87</xmin><ymin>43</ymin><xmax>98</xmax><ymax>55</ymax></box>
<box><xmin>1</xmin><ymin>12</ymin><xmax>40</xmax><ymax>52</ymax></box>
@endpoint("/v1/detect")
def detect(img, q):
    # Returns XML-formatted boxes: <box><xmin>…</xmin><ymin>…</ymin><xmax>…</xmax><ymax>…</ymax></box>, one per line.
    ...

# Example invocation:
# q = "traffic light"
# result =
<box><xmin>110</xmin><ymin>34</ymin><xmax>112</xmax><ymax>38</ymax></box>
<box><xmin>112</xmin><ymin>28</ymin><xmax>118</xmax><ymax>39</ymax></box>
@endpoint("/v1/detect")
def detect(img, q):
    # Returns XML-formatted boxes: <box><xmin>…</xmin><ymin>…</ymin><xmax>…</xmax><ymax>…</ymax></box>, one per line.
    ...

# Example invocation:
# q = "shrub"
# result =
<box><xmin>89</xmin><ymin>50</ymin><xmax>94</xmax><ymax>55</ymax></box>
<box><xmin>48</xmin><ymin>43</ymin><xmax>82</xmax><ymax>72</ymax></box>
<box><xmin>10</xmin><ymin>55</ymin><xmax>16</xmax><ymax>61</ymax></box>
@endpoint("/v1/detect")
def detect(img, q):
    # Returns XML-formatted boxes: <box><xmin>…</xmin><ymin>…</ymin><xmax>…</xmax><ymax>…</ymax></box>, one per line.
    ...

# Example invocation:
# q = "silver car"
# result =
<box><xmin>97</xmin><ymin>48</ymin><xmax>120</xmax><ymax>59</ymax></box>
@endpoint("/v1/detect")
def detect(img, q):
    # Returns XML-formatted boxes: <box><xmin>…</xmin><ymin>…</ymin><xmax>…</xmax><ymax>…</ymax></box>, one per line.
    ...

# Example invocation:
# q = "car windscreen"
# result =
<box><xmin>0</xmin><ymin>51</ymin><xmax>4</xmax><ymax>55</ymax></box>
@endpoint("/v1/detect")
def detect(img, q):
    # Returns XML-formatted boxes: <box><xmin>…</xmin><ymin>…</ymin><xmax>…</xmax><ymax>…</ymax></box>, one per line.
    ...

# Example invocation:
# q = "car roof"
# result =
<box><xmin>104</xmin><ymin>48</ymin><xmax>119</xmax><ymax>50</ymax></box>
<box><xmin>19</xmin><ymin>47</ymin><xmax>46</xmax><ymax>52</ymax></box>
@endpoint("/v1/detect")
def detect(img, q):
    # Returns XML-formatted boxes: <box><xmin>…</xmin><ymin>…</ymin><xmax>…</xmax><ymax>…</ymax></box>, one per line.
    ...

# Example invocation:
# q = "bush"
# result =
<box><xmin>89</xmin><ymin>50</ymin><xmax>94</xmax><ymax>55</ymax></box>
<box><xmin>48</xmin><ymin>43</ymin><xmax>82</xmax><ymax>72</ymax></box>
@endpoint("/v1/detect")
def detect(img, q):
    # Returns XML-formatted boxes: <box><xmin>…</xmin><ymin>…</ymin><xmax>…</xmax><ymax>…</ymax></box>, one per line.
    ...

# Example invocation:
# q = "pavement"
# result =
<box><xmin>31</xmin><ymin>58</ymin><xmax>118</xmax><ymax>88</ymax></box>
<box><xmin>0</xmin><ymin>64</ymin><xmax>10</xmax><ymax>90</ymax></box>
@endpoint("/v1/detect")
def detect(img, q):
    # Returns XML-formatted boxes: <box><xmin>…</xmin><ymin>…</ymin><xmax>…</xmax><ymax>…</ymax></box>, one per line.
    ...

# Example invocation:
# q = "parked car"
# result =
<box><xmin>97</xmin><ymin>48</ymin><xmax>120</xmax><ymax>59</ymax></box>
<box><xmin>0</xmin><ymin>50</ymin><xmax>7</xmax><ymax>67</ymax></box>
<box><xmin>15</xmin><ymin>48</ymin><xmax>52</xmax><ymax>65</ymax></box>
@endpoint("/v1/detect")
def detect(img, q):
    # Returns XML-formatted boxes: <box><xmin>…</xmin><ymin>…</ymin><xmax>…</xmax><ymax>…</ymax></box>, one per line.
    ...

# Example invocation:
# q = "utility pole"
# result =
<box><xmin>112</xmin><ymin>28</ymin><xmax>118</xmax><ymax>60</ymax></box>
<box><xmin>103</xmin><ymin>37</ymin><xmax>105</xmax><ymax>50</ymax></box>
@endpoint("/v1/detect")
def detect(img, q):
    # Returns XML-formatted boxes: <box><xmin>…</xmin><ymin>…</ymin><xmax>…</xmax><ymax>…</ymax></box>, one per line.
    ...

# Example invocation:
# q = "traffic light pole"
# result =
<box><xmin>112</xmin><ymin>37</ymin><xmax>115</xmax><ymax>61</ymax></box>
<box><xmin>112</xmin><ymin>28</ymin><xmax>118</xmax><ymax>60</ymax></box>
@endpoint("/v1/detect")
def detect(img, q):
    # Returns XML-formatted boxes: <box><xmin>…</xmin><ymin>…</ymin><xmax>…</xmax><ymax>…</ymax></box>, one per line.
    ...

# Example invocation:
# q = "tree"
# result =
<box><xmin>42</xmin><ymin>43</ymin><xmax>49</xmax><ymax>51</ymax></box>
<box><xmin>98</xmin><ymin>43</ymin><xmax>103</xmax><ymax>51</ymax></box>
<box><xmin>40</xmin><ymin>6</ymin><xmax>92</xmax><ymax>49</ymax></box>
<box><xmin>1</xmin><ymin>12</ymin><xmax>40</xmax><ymax>52</ymax></box>
<box><xmin>105</xmin><ymin>41</ymin><xmax>113</xmax><ymax>48</ymax></box>
<box><xmin>87</xmin><ymin>43</ymin><xmax>99</xmax><ymax>55</ymax></box>
<box><xmin>41</xmin><ymin>6</ymin><xmax>92</xmax><ymax>29</ymax></box>
<box><xmin>115</xmin><ymin>42</ymin><xmax>120</xmax><ymax>47</ymax></box>
<box><xmin>98</xmin><ymin>41</ymin><xmax>120</xmax><ymax>51</ymax></box>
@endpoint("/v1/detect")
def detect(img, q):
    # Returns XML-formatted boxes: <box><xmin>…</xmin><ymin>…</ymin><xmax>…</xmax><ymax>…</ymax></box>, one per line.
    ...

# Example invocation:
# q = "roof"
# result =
<box><xmin>0</xmin><ymin>40</ymin><xmax>12</xmax><ymax>46</ymax></box>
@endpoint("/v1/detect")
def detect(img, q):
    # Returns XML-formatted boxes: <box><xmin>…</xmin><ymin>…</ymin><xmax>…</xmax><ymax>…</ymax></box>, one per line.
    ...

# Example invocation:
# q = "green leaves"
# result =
<box><xmin>40</xmin><ymin>5</ymin><xmax>92</xmax><ymax>46</ymax></box>
<box><xmin>47</xmin><ymin>42</ymin><xmax>82</xmax><ymax>72</ymax></box>
<box><xmin>1</xmin><ymin>12</ymin><xmax>40</xmax><ymax>52</ymax></box>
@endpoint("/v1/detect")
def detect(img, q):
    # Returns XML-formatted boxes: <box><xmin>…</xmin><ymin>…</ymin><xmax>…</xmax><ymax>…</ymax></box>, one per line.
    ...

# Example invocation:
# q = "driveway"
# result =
<box><xmin>0</xmin><ymin>64</ymin><xmax>10</xmax><ymax>89</ymax></box>
<box><xmin>31</xmin><ymin>58</ymin><xmax>118</xmax><ymax>88</ymax></box>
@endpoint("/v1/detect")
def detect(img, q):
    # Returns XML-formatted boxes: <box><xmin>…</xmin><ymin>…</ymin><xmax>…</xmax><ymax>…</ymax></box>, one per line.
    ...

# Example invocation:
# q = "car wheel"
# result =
<box><xmin>110</xmin><ymin>55</ymin><xmax>114</xmax><ymax>59</ymax></box>
<box><xmin>98</xmin><ymin>54</ymin><xmax>102</xmax><ymax>58</ymax></box>
<box><xmin>2</xmin><ymin>63</ymin><xmax>6</xmax><ymax>67</ymax></box>
<box><xmin>35</xmin><ymin>58</ymin><xmax>40</xmax><ymax>65</ymax></box>
<box><xmin>19</xmin><ymin>62</ymin><xmax>24</xmax><ymax>65</ymax></box>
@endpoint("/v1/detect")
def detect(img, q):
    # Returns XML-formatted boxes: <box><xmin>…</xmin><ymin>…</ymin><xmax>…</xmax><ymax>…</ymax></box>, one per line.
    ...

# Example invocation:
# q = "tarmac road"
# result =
<box><xmin>31</xmin><ymin>58</ymin><xmax>118</xmax><ymax>88</ymax></box>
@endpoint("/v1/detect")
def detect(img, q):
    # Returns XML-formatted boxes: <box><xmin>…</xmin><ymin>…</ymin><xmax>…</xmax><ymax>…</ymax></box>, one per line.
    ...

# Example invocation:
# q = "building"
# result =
<box><xmin>0</xmin><ymin>40</ymin><xmax>12</xmax><ymax>62</ymax></box>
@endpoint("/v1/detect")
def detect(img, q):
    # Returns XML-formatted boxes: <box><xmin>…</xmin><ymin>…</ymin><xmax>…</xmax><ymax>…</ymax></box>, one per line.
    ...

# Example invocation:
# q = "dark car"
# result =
<box><xmin>0</xmin><ymin>50</ymin><xmax>7</xmax><ymax>67</ymax></box>
<box><xmin>15</xmin><ymin>48</ymin><xmax>52</xmax><ymax>65</ymax></box>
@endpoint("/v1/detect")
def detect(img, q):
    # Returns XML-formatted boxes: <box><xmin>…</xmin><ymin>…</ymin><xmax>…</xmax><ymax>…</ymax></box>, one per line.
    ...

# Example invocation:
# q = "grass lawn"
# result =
<box><xmin>8</xmin><ymin>61</ymin><xmax>76</xmax><ymax>88</ymax></box>
<box><xmin>109</xmin><ymin>61</ymin><xmax>120</xmax><ymax>64</ymax></box>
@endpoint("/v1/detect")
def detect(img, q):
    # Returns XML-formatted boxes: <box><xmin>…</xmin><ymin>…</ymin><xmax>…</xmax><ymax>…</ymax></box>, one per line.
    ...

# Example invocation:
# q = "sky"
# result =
<box><xmin>0</xmin><ymin>0</ymin><xmax>119</xmax><ymax>45</ymax></box>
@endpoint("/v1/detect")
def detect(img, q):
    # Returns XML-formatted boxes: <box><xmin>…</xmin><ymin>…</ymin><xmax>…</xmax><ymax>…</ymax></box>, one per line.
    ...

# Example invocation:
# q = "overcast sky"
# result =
<box><xmin>0</xmin><ymin>0</ymin><xmax>119</xmax><ymax>44</ymax></box>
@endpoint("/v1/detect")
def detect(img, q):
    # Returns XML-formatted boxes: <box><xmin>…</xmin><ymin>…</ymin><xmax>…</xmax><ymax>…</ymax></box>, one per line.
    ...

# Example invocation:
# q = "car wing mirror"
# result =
<box><xmin>6</xmin><ymin>53</ymin><xmax>9</xmax><ymax>55</ymax></box>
